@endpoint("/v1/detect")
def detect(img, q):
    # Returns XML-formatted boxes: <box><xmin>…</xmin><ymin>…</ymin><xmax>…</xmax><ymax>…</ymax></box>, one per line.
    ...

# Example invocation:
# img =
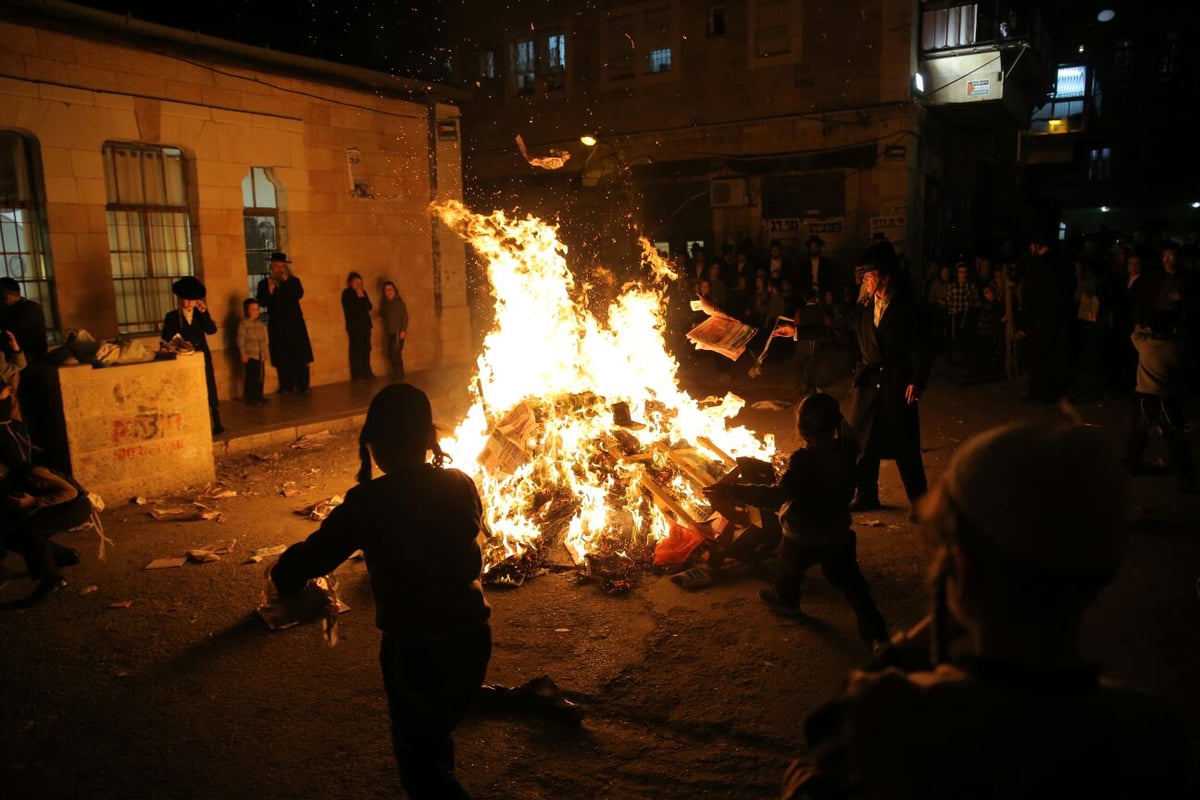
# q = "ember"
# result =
<box><xmin>435</xmin><ymin>202</ymin><xmax>775</xmax><ymax>582</ymax></box>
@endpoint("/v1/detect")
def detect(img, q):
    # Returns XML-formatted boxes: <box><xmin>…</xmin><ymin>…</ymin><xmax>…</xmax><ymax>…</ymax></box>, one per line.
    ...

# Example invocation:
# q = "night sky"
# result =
<box><xmin>63</xmin><ymin>0</ymin><xmax>464</xmax><ymax>81</ymax></box>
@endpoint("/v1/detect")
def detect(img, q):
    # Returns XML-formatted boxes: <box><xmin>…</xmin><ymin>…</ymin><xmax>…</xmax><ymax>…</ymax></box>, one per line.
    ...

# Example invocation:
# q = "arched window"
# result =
<box><xmin>0</xmin><ymin>131</ymin><xmax>60</xmax><ymax>341</ymax></box>
<box><xmin>242</xmin><ymin>166</ymin><xmax>283</xmax><ymax>297</ymax></box>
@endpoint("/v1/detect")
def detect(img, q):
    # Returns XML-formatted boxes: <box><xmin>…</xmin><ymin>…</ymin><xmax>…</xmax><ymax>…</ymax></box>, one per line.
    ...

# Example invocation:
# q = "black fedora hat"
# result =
<box><xmin>268</xmin><ymin>251</ymin><xmax>291</xmax><ymax>263</ymax></box>
<box><xmin>806</xmin><ymin>234</ymin><xmax>825</xmax><ymax>246</ymax></box>
<box><xmin>171</xmin><ymin>275</ymin><xmax>207</xmax><ymax>300</ymax></box>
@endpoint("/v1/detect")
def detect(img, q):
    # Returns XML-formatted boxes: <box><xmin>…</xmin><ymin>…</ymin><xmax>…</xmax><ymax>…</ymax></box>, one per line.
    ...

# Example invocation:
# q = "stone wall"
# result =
<box><xmin>58</xmin><ymin>356</ymin><xmax>215</xmax><ymax>500</ymax></box>
<box><xmin>0</xmin><ymin>13</ymin><xmax>471</xmax><ymax>398</ymax></box>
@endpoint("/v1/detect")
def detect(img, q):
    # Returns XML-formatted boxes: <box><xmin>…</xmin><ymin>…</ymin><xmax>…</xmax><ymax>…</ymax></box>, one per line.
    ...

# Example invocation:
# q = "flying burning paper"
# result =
<box><xmin>515</xmin><ymin>134</ymin><xmax>571</xmax><ymax>170</ymax></box>
<box><xmin>434</xmin><ymin>202</ymin><xmax>774</xmax><ymax>579</ymax></box>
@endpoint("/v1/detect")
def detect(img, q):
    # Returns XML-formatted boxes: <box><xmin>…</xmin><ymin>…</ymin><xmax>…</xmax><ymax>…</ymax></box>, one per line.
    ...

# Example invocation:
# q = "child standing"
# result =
<box><xmin>271</xmin><ymin>384</ymin><xmax>492</xmax><ymax>799</ymax></box>
<box><xmin>703</xmin><ymin>392</ymin><xmax>888</xmax><ymax>649</ymax></box>
<box><xmin>237</xmin><ymin>299</ymin><xmax>269</xmax><ymax>405</ymax></box>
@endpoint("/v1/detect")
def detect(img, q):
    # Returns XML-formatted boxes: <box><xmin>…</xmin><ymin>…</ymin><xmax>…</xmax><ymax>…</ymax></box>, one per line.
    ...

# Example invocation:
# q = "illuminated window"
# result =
<box><xmin>102</xmin><ymin>142</ymin><xmax>195</xmax><ymax>336</ymax></box>
<box><xmin>479</xmin><ymin>50</ymin><xmax>496</xmax><ymax>80</ymax></box>
<box><xmin>545</xmin><ymin>32</ymin><xmax>566</xmax><ymax>90</ymax></box>
<box><xmin>512</xmin><ymin>39</ymin><xmax>536</xmax><ymax>93</ymax></box>
<box><xmin>644</xmin><ymin>5</ymin><xmax>671</xmax><ymax>73</ymax></box>
<box><xmin>1055</xmin><ymin>65</ymin><xmax>1087</xmax><ymax>98</ymax></box>
<box><xmin>0</xmin><ymin>131</ymin><xmax>59</xmax><ymax>341</ymax></box>
<box><xmin>242</xmin><ymin>167</ymin><xmax>283</xmax><ymax>298</ymax></box>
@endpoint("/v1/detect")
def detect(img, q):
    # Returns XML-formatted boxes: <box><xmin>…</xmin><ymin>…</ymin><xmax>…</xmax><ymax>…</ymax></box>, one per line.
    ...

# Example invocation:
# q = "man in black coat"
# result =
<box><xmin>1016</xmin><ymin>234</ymin><xmax>1073</xmax><ymax>404</ymax></box>
<box><xmin>847</xmin><ymin>256</ymin><xmax>930</xmax><ymax>513</ymax></box>
<box><xmin>161</xmin><ymin>276</ymin><xmax>223</xmax><ymax>435</ymax></box>
<box><xmin>257</xmin><ymin>252</ymin><xmax>314</xmax><ymax>393</ymax></box>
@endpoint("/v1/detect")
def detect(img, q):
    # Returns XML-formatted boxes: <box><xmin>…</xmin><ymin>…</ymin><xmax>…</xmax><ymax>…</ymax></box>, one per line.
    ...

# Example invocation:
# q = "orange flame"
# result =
<box><xmin>435</xmin><ymin>201</ymin><xmax>774</xmax><ymax>569</ymax></box>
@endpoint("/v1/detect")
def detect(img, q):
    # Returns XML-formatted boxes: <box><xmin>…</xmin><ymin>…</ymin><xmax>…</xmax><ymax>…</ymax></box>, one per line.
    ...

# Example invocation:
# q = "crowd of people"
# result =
<box><xmin>666</xmin><ymin>225</ymin><xmax>1197</xmax><ymax>495</ymax></box>
<box><xmin>2</xmin><ymin>227</ymin><xmax>1196</xmax><ymax>793</ymax></box>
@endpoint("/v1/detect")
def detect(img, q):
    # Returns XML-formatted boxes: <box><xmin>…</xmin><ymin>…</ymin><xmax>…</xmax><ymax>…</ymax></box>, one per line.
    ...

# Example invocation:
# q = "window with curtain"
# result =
<box><xmin>643</xmin><ymin>5</ymin><xmax>672</xmax><ymax>73</ymax></box>
<box><xmin>242</xmin><ymin>166</ymin><xmax>282</xmax><ymax>298</ymax></box>
<box><xmin>545</xmin><ymin>32</ymin><xmax>567</xmax><ymax>90</ymax></box>
<box><xmin>102</xmin><ymin>142</ymin><xmax>195</xmax><ymax>335</ymax></box>
<box><xmin>0</xmin><ymin>131</ymin><xmax>59</xmax><ymax>341</ymax></box>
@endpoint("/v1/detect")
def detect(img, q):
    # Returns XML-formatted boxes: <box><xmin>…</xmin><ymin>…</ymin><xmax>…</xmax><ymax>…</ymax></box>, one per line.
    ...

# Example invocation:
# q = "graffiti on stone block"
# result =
<box><xmin>114</xmin><ymin>438</ymin><xmax>186</xmax><ymax>462</ymax></box>
<box><xmin>111</xmin><ymin>411</ymin><xmax>185</xmax><ymax>444</ymax></box>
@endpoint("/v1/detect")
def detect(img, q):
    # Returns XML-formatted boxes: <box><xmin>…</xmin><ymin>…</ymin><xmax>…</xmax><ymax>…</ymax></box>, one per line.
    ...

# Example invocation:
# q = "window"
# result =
<box><xmin>1160</xmin><ymin>33</ymin><xmax>1178</xmax><ymax>81</ymax></box>
<box><xmin>509</xmin><ymin>31</ymin><xmax>569</xmax><ymax>94</ymax></box>
<box><xmin>754</xmin><ymin>0</ymin><xmax>793</xmax><ymax>58</ymax></box>
<box><xmin>0</xmin><ymin>132</ymin><xmax>58</xmax><ymax>341</ymax></box>
<box><xmin>1029</xmin><ymin>64</ymin><xmax>1089</xmax><ymax>133</ymax></box>
<box><xmin>1054</xmin><ymin>65</ymin><xmax>1086</xmax><ymax>98</ymax></box>
<box><xmin>1088</xmin><ymin>147</ymin><xmax>1112</xmax><ymax>182</ymax></box>
<box><xmin>1112</xmin><ymin>38</ymin><xmax>1134</xmax><ymax>83</ymax></box>
<box><xmin>606</xmin><ymin>13</ymin><xmax>636</xmax><ymax>80</ymax></box>
<box><xmin>708</xmin><ymin>3</ymin><xmax>726</xmax><ymax>37</ymax></box>
<box><xmin>242</xmin><ymin>167</ymin><xmax>282</xmax><ymax>298</ymax></box>
<box><xmin>605</xmin><ymin>6</ymin><xmax>676</xmax><ymax>81</ymax></box>
<box><xmin>512</xmin><ymin>39</ymin><xmax>536</xmax><ymax>93</ymax></box>
<box><xmin>479</xmin><ymin>50</ymin><xmax>496</xmax><ymax>80</ymax></box>
<box><xmin>545</xmin><ymin>33</ymin><xmax>566</xmax><ymax>90</ymax></box>
<box><xmin>643</xmin><ymin>5</ymin><xmax>672</xmax><ymax>73</ymax></box>
<box><xmin>102</xmin><ymin>142</ymin><xmax>195</xmax><ymax>336</ymax></box>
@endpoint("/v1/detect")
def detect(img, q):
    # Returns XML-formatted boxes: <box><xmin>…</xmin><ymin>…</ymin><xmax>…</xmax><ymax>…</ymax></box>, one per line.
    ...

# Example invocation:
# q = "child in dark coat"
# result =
<box><xmin>703</xmin><ymin>392</ymin><xmax>888</xmax><ymax>648</ymax></box>
<box><xmin>271</xmin><ymin>384</ymin><xmax>491</xmax><ymax>799</ymax></box>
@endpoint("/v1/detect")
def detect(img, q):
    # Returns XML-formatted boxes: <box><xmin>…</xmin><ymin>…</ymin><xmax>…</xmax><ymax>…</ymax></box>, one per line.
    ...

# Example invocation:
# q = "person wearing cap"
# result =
<box><xmin>780</xmin><ymin>419</ymin><xmax>1192</xmax><ymax>799</ymax></box>
<box><xmin>256</xmin><ymin>252</ymin><xmax>314</xmax><ymax>394</ymax></box>
<box><xmin>271</xmin><ymin>384</ymin><xmax>491</xmax><ymax>799</ymax></box>
<box><xmin>161</xmin><ymin>276</ymin><xmax>223</xmax><ymax>435</ymax></box>
<box><xmin>846</xmin><ymin>252</ymin><xmax>930</xmax><ymax>513</ymax></box>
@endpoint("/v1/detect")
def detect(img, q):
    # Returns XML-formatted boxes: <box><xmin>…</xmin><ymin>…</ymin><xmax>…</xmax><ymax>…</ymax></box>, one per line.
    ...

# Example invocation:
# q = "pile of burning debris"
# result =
<box><xmin>477</xmin><ymin>394</ymin><xmax>780</xmax><ymax>593</ymax></box>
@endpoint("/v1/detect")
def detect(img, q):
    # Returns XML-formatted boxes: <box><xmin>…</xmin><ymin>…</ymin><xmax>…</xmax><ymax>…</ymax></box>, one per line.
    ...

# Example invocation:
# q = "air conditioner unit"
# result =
<box><xmin>710</xmin><ymin>177</ymin><xmax>749</xmax><ymax>207</ymax></box>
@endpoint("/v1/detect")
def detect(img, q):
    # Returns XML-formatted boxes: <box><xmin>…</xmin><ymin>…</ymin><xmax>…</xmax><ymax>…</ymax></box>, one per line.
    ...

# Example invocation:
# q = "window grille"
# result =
<box><xmin>102</xmin><ymin>142</ymin><xmax>195</xmax><ymax>336</ymax></box>
<box><xmin>513</xmin><ymin>39</ymin><xmax>536</xmax><ymax>93</ymax></box>
<box><xmin>755</xmin><ymin>0</ymin><xmax>793</xmax><ymax>58</ymax></box>
<box><xmin>607</xmin><ymin>13</ymin><xmax>636</xmax><ymax>80</ymax></box>
<box><xmin>0</xmin><ymin>131</ymin><xmax>59</xmax><ymax>342</ymax></box>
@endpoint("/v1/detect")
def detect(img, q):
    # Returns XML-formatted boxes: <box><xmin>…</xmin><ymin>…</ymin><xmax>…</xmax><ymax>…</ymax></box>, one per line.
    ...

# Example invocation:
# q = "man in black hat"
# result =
<box><xmin>256</xmin><ymin>252</ymin><xmax>314</xmax><ymax>394</ymax></box>
<box><xmin>847</xmin><ymin>254</ymin><xmax>930</xmax><ymax>513</ymax></box>
<box><xmin>162</xmin><ymin>275</ymin><xmax>223</xmax><ymax>435</ymax></box>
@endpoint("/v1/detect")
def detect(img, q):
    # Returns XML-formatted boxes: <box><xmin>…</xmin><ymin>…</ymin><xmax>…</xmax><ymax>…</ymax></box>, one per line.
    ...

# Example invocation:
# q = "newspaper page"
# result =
<box><xmin>686</xmin><ymin>316</ymin><xmax>758</xmax><ymax>360</ymax></box>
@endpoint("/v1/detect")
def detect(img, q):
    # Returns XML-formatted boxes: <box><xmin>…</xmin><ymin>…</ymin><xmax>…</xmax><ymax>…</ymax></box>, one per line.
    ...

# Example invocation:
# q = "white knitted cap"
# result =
<box><xmin>939</xmin><ymin>420</ymin><xmax>1132</xmax><ymax>572</ymax></box>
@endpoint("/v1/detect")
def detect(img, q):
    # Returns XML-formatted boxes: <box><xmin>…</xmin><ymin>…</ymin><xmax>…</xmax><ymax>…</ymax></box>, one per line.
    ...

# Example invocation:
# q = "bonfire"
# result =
<box><xmin>435</xmin><ymin>202</ymin><xmax>775</xmax><ymax>586</ymax></box>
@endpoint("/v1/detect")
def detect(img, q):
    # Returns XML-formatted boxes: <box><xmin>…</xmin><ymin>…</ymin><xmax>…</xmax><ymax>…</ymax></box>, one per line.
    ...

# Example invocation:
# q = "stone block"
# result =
<box><xmin>58</xmin><ymin>357</ymin><xmax>216</xmax><ymax>501</ymax></box>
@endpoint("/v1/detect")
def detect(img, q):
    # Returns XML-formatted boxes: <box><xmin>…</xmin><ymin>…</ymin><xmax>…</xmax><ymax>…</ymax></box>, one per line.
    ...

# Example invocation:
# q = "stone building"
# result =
<box><xmin>455</xmin><ymin>0</ymin><xmax>1055</xmax><ymax>280</ymax></box>
<box><xmin>0</xmin><ymin>0</ymin><xmax>471</xmax><ymax>398</ymax></box>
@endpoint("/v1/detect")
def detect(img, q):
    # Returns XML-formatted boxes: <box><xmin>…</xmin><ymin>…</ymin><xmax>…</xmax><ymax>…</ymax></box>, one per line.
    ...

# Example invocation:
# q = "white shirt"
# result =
<box><xmin>181</xmin><ymin>307</ymin><xmax>194</xmax><ymax>326</ymax></box>
<box><xmin>873</xmin><ymin>291</ymin><xmax>891</xmax><ymax>327</ymax></box>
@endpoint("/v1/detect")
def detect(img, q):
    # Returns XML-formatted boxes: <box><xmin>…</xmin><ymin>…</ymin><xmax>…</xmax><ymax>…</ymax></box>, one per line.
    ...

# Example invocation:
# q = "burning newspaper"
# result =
<box><xmin>686</xmin><ymin>316</ymin><xmax>758</xmax><ymax>361</ymax></box>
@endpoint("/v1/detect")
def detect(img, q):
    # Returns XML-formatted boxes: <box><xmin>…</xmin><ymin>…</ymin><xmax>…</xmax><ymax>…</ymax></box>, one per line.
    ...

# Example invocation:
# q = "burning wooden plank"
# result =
<box><xmin>638</xmin><ymin>474</ymin><xmax>702</xmax><ymax>530</ymax></box>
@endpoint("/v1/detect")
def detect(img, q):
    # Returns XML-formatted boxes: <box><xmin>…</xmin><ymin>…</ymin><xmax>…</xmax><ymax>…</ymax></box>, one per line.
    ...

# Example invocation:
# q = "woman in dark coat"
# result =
<box><xmin>847</xmin><ymin>257</ymin><xmax>930</xmax><ymax>513</ymax></box>
<box><xmin>341</xmin><ymin>271</ymin><xmax>374</xmax><ymax>382</ymax></box>
<box><xmin>162</xmin><ymin>276</ymin><xmax>223</xmax><ymax>435</ymax></box>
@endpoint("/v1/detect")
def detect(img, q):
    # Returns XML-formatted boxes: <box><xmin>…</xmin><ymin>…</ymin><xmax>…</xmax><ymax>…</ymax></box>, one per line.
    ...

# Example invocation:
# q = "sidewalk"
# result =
<box><xmin>211</xmin><ymin>362</ymin><xmax>476</xmax><ymax>457</ymax></box>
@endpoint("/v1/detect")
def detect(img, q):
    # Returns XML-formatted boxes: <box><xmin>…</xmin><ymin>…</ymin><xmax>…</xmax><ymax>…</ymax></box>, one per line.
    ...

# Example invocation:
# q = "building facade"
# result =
<box><xmin>455</xmin><ymin>0</ymin><xmax>1053</xmax><ymax>283</ymax></box>
<box><xmin>0</xmin><ymin>0</ymin><xmax>472</xmax><ymax>398</ymax></box>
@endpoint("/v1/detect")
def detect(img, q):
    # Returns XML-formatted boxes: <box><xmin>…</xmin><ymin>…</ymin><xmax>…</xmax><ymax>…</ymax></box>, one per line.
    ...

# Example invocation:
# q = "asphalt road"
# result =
<box><xmin>2</xmin><ymin>358</ymin><xmax>1198</xmax><ymax>799</ymax></box>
